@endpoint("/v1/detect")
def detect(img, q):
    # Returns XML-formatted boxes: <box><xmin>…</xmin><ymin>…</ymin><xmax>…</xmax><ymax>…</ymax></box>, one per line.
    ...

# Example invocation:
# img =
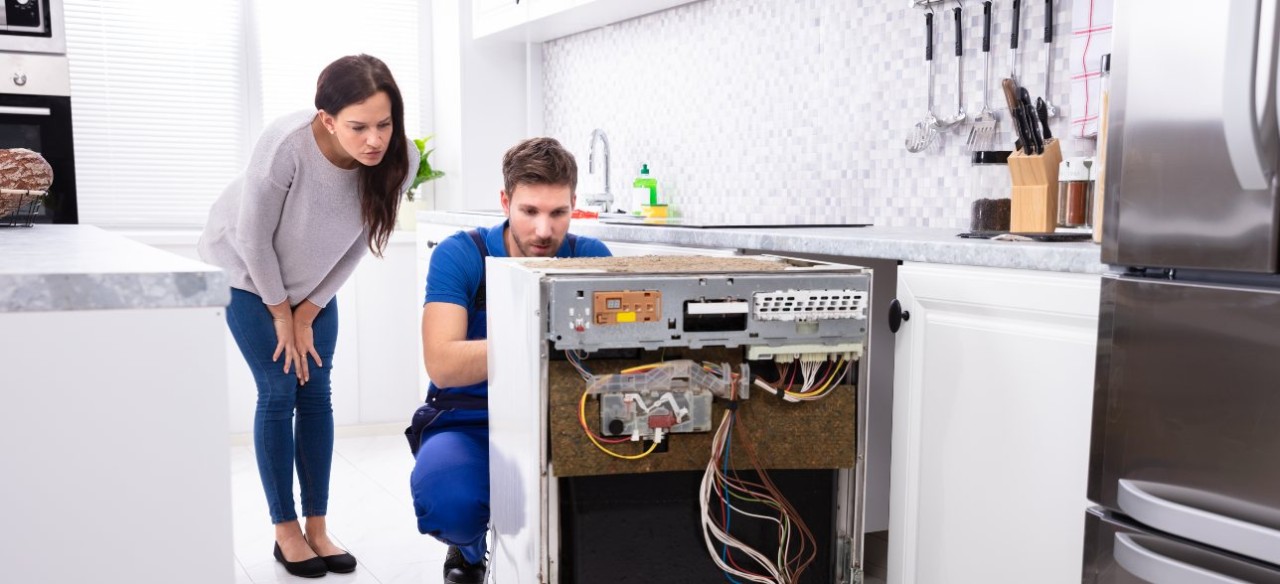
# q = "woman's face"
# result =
<box><xmin>322</xmin><ymin>91</ymin><xmax>393</xmax><ymax>167</ymax></box>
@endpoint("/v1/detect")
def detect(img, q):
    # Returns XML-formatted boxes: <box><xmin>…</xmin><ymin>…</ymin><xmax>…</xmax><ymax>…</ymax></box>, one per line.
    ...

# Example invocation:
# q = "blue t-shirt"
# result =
<box><xmin>423</xmin><ymin>220</ymin><xmax>611</xmax><ymax>412</ymax></box>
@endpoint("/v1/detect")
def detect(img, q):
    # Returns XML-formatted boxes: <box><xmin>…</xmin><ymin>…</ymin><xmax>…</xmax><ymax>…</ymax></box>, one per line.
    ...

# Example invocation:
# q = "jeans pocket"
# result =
<box><xmin>405</xmin><ymin>404</ymin><xmax>448</xmax><ymax>458</ymax></box>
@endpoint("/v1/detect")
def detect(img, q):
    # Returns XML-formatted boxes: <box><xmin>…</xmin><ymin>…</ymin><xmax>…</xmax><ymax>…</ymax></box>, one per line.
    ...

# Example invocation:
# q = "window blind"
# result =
<box><xmin>64</xmin><ymin>0</ymin><xmax>423</xmax><ymax>229</ymax></box>
<box><xmin>64</xmin><ymin>0</ymin><xmax>246</xmax><ymax>228</ymax></box>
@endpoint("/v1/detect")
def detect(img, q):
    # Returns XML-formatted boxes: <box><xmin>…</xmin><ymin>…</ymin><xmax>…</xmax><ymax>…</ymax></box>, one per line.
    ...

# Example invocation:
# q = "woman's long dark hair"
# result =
<box><xmin>315</xmin><ymin>54</ymin><xmax>409</xmax><ymax>257</ymax></box>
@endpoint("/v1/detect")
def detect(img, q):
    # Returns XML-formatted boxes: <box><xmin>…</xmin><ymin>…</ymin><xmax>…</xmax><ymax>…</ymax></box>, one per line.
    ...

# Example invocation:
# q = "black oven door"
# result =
<box><xmin>0</xmin><ymin>92</ymin><xmax>76</xmax><ymax>223</ymax></box>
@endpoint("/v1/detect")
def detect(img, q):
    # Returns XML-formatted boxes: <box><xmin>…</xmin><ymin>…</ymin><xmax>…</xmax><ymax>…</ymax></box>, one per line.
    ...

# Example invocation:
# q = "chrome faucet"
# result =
<box><xmin>585</xmin><ymin>129</ymin><xmax>613</xmax><ymax>212</ymax></box>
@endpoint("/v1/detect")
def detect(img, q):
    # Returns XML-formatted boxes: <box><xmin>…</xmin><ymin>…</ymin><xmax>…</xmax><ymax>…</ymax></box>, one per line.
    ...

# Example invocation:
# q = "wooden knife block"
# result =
<box><xmin>1007</xmin><ymin>138</ymin><xmax>1063</xmax><ymax>233</ymax></box>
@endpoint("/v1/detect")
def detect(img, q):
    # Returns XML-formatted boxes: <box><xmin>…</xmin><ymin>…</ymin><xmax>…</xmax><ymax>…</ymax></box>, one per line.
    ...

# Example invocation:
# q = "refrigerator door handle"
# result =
<box><xmin>1224</xmin><ymin>0</ymin><xmax>1277</xmax><ymax>191</ymax></box>
<box><xmin>1118</xmin><ymin>479</ymin><xmax>1280</xmax><ymax>566</ymax></box>
<box><xmin>1114</xmin><ymin>533</ymin><xmax>1249</xmax><ymax>584</ymax></box>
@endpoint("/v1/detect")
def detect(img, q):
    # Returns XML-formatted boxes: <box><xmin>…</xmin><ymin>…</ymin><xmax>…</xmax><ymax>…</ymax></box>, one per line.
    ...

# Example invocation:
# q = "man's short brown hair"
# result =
<box><xmin>502</xmin><ymin>137</ymin><xmax>578</xmax><ymax>198</ymax></box>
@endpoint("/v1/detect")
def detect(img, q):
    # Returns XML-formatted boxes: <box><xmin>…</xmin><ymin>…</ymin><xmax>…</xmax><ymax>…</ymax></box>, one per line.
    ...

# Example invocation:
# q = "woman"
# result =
<box><xmin>199</xmin><ymin>54</ymin><xmax>418</xmax><ymax>578</ymax></box>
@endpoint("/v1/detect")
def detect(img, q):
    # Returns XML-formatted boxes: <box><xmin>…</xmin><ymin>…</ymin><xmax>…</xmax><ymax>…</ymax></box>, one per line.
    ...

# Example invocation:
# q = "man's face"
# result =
<box><xmin>500</xmin><ymin>183</ymin><xmax>574</xmax><ymax>257</ymax></box>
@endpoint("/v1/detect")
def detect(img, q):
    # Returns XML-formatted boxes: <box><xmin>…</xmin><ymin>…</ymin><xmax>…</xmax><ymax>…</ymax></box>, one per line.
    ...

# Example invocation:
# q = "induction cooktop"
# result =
<box><xmin>596</xmin><ymin>215</ymin><xmax>872</xmax><ymax>229</ymax></box>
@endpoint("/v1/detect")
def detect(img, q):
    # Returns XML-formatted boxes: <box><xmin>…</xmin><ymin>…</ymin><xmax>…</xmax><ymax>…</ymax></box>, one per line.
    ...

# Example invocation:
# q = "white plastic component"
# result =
<box><xmin>747</xmin><ymin>342</ymin><xmax>865</xmax><ymax>362</ymax></box>
<box><xmin>753</xmin><ymin>289</ymin><xmax>867</xmax><ymax>321</ymax></box>
<box><xmin>686</xmin><ymin>300</ymin><xmax>749</xmax><ymax>314</ymax></box>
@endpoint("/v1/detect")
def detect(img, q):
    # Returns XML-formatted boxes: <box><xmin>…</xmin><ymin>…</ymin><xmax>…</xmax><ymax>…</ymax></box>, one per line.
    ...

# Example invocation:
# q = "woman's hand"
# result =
<box><xmin>268</xmin><ymin>301</ymin><xmax>300</xmax><ymax>379</ymax></box>
<box><xmin>292</xmin><ymin>300</ymin><xmax>323</xmax><ymax>385</ymax></box>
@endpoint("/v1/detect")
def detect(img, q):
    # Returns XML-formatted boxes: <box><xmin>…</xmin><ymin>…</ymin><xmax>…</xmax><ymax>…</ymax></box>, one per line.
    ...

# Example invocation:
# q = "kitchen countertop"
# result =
<box><xmin>420</xmin><ymin>211</ymin><xmax>1107</xmax><ymax>274</ymax></box>
<box><xmin>0</xmin><ymin>225</ymin><xmax>229</xmax><ymax>313</ymax></box>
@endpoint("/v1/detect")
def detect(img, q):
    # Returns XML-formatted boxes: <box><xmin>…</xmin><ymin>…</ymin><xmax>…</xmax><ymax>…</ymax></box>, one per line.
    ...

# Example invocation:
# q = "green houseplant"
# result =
<box><xmin>408</xmin><ymin>135</ymin><xmax>445</xmax><ymax>202</ymax></box>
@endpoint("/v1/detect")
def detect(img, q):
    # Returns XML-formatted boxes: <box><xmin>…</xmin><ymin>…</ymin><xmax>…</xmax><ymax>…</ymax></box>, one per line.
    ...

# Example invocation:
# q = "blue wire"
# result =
<box><xmin>721</xmin><ymin>412</ymin><xmax>743</xmax><ymax>584</ymax></box>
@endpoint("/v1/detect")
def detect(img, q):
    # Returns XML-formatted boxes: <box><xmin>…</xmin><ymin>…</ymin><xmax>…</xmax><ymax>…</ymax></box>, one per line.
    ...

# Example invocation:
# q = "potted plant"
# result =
<box><xmin>399</xmin><ymin>135</ymin><xmax>445</xmax><ymax>230</ymax></box>
<box><xmin>409</xmin><ymin>135</ymin><xmax>445</xmax><ymax>200</ymax></box>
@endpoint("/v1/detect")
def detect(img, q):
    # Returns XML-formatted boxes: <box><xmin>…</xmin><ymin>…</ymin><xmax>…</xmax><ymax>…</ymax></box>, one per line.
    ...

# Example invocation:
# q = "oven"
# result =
<box><xmin>0</xmin><ymin>52</ymin><xmax>75</xmax><ymax>223</ymax></box>
<box><xmin>0</xmin><ymin>0</ymin><xmax>64</xmax><ymax>54</ymax></box>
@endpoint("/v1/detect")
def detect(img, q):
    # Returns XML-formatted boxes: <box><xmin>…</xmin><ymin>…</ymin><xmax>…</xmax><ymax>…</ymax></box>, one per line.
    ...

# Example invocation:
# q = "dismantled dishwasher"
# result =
<box><xmin>486</xmin><ymin>254</ymin><xmax>873</xmax><ymax>584</ymax></box>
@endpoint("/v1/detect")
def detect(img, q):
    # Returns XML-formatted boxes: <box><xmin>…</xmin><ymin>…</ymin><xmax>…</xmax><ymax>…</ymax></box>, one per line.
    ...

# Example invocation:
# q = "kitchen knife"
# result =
<box><xmin>1001</xmin><ymin>78</ymin><xmax>1030</xmax><ymax>154</ymax></box>
<box><xmin>1035</xmin><ymin>97</ymin><xmax>1053</xmax><ymax>140</ymax></box>
<box><xmin>1018</xmin><ymin>87</ymin><xmax>1043</xmax><ymax>154</ymax></box>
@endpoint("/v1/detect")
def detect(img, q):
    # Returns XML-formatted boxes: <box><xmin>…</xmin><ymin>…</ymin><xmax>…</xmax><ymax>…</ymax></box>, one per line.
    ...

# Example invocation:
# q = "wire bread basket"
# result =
<box><xmin>0</xmin><ymin>187</ymin><xmax>46</xmax><ymax>227</ymax></box>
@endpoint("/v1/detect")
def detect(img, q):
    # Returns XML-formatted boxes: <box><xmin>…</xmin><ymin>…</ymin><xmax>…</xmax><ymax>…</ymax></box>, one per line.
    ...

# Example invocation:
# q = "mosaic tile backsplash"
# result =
<box><xmin>544</xmin><ymin>0</ymin><xmax>1096</xmax><ymax>228</ymax></box>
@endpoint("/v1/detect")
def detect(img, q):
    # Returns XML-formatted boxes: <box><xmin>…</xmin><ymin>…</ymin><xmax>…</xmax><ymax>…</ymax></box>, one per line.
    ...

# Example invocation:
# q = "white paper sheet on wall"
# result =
<box><xmin>1068</xmin><ymin>0</ymin><xmax>1113</xmax><ymax>138</ymax></box>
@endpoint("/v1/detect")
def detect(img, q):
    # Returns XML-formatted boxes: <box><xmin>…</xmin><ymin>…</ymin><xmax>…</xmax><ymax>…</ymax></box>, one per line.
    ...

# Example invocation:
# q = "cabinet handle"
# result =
<box><xmin>888</xmin><ymin>299</ymin><xmax>910</xmax><ymax>333</ymax></box>
<box><xmin>426</xmin><ymin>240</ymin><xmax>438</xmax><ymax>249</ymax></box>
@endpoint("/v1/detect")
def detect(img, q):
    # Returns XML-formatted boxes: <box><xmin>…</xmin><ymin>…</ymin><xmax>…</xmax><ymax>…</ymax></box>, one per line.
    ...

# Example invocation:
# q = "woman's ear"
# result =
<box><xmin>318</xmin><ymin>110</ymin><xmax>336</xmax><ymax>135</ymax></box>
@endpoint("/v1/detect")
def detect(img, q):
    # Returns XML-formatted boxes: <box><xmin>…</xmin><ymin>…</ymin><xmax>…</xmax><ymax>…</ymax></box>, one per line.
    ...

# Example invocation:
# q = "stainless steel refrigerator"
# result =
<box><xmin>1083</xmin><ymin>1</ymin><xmax>1280</xmax><ymax>582</ymax></box>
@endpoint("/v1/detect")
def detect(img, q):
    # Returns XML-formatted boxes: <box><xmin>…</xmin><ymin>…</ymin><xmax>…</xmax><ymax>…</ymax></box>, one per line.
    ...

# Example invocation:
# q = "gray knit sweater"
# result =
<box><xmin>198</xmin><ymin>110</ymin><xmax>419</xmax><ymax>307</ymax></box>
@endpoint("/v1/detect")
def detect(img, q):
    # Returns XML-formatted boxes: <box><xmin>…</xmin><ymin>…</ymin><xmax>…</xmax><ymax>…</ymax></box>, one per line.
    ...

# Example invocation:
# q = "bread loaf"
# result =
<box><xmin>0</xmin><ymin>148</ymin><xmax>52</xmax><ymax>217</ymax></box>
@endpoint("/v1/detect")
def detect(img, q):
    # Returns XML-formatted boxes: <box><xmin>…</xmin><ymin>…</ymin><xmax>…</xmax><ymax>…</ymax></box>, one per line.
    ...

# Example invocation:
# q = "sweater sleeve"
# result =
<box><xmin>233</xmin><ymin>132</ymin><xmax>298</xmax><ymax>306</ymax></box>
<box><xmin>307</xmin><ymin>232</ymin><xmax>370</xmax><ymax>308</ymax></box>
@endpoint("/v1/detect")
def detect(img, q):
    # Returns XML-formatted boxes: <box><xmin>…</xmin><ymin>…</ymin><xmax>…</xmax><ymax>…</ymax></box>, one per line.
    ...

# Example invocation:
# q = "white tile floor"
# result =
<box><xmin>230</xmin><ymin>426</ymin><xmax>448</xmax><ymax>584</ymax></box>
<box><xmin>230</xmin><ymin>426</ymin><xmax>888</xmax><ymax>584</ymax></box>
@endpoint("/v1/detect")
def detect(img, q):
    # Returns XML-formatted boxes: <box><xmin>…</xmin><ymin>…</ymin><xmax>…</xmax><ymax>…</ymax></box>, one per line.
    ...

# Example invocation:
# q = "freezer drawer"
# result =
<box><xmin>1083</xmin><ymin>508</ymin><xmax>1280</xmax><ymax>583</ymax></box>
<box><xmin>1090</xmin><ymin>275</ymin><xmax>1280</xmax><ymax>567</ymax></box>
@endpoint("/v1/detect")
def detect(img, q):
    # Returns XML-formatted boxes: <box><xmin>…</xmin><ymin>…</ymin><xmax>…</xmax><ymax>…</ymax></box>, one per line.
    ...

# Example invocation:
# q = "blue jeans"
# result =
<box><xmin>226</xmin><ymin>288</ymin><xmax>338</xmax><ymax>524</ymax></box>
<box><xmin>411</xmin><ymin>413</ymin><xmax>490</xmax><ymax>564</ymax></box>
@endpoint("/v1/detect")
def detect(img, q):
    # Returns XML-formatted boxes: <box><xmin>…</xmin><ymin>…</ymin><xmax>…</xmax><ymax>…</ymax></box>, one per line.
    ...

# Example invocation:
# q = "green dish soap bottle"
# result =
<box><xmin>632</xmin><ymin>164</ymin><xmax>666</xmax><ymax>218</ymax></box>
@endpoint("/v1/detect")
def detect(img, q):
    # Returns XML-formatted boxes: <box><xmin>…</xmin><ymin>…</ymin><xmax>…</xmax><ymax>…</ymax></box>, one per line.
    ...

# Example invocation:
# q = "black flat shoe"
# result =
<box><xmin>320</xmin><ymin>550</ymin><xmax>357</xmax><ymax>574</ymax></box>
<box><xmin>443</xmin><ymin>545</ymin><xmax>487</xmax><ymax>584</ymax></box>
<box><xmin>273</xmin><ymin>542</ymin><xmax>328</xmax><ymax>578</ymax></box>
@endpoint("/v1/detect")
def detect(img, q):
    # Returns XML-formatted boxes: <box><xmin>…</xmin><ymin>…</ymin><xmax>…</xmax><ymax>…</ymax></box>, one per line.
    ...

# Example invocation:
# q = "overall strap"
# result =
<box><xmin>467</xmin><ymin>229</ymin><xmax>489</xmax><ymax>311</ymax></box>
<box><xmin>470</xmin><ymin>230</ymin><xmax>579</xmax><ymax>311</ymax></box>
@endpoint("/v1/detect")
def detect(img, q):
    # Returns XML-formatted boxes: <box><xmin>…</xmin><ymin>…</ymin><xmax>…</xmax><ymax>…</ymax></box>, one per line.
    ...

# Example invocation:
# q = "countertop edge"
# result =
<box><xmin>0</xmin><ymin>270</ymin><xmax>231</xmax><ymax>313</ymax></box>
<box><xmin>419</xmin><ymin>211</ymin><xmax>1107</xmax><ymax>275</ymax></box>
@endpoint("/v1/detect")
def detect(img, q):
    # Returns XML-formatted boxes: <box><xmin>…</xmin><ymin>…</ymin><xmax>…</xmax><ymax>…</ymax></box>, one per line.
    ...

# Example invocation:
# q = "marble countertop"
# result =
<box><xmin>420</xmin><ymin>211</ymin><xmax>1107</xmax><ymax>274</ymax></box>
<box><xmin>0</xmin><ymin>225</ymin><xmax>229</xmax><ymax>313</ymax></box>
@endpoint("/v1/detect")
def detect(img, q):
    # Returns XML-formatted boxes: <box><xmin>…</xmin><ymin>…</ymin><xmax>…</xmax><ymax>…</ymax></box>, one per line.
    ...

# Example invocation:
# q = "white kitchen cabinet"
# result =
<box><xmin>887</xmin><ymin>262</ymin><xmax>1100</xmax><ymax>584</ymax></box>
<box><xmin>472</xmin><ymin>0</ymin><xmax>529</xmax><ymax>41</ymax></box>
<box><xmin>474</xmin><ymin>0</ymin><xmax>701</xmax><ymax>42</ymax></box>
<box><xmin>1</xmin><ymin>305</ymin><xmax>233</xmax><ymax>584</ymax></box>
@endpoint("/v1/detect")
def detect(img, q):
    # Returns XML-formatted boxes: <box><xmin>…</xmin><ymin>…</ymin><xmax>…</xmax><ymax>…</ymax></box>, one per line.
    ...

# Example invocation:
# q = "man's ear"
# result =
<box><xmin>500</xmin><ymin>190</ymin><xmax>511</xmax><ymax>216</ymax></box>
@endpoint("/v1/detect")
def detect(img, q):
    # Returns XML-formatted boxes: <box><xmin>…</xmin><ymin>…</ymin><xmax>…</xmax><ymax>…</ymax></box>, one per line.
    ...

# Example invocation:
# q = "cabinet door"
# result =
<box><xmin>888</xmin><ymin>263</ymin><xmax>1100</xmax><ymax>584</ymax></box>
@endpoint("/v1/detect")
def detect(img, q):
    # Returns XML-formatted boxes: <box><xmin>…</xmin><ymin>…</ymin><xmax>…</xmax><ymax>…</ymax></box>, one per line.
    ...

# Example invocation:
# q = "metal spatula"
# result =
<box><xmin>967</xmin><ymin>1</ymin><xmax>1000</xmax><ymax>151</ymax></box>
<box><xmin>907</xmin><ymin>11</ymin><xmax>940</xmax><ymax>153</ymax></box>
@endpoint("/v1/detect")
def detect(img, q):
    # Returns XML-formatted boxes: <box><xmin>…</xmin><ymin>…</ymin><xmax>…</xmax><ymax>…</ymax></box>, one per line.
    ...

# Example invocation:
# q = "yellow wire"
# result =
<box><xmin>620</xmin><ymin>363</ymin><xmax>663</xmax><ymax>374</ymax></box>
<box><xmin>578</xmin><ymin>386</ymin><xmax>660</xmax><ymax>460</ymax></box>
<box><xmin>786</xmin><ymin>358</ymin><xmax>845</xmax><ymax>398</ymax></box>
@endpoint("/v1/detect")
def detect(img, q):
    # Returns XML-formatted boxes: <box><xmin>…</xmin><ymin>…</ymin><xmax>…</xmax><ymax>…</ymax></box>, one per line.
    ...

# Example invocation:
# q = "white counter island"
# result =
<box><xmin>0</xmin><ymin>225</ymin><xmax>233</xmax><ymax>584</ymax></box>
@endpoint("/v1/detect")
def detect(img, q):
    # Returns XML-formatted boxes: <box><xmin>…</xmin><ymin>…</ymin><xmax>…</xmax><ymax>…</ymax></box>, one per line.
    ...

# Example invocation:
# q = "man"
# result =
<box><xmin>409</xmin><ymin>137</ymin><xmax>611</xmax><ymax>584</ymax></box>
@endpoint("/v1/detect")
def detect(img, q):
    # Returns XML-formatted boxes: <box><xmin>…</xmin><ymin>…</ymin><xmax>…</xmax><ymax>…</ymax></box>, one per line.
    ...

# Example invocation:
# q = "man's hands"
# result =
<box><xmin>268</xmin><ymin>299</ymin><xmax>323</xmax><ymax>385</ymax></box>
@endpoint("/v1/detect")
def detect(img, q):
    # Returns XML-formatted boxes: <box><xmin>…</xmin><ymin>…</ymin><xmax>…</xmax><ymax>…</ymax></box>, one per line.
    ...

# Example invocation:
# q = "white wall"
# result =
<box><xmin>541</xmin><ymin>0</ymin><xmax>1095</xmax><ymax>228</ymax></box>
<box><xmin>432</xmin><ymin>0</ymin><xmax>541</xmax><ymax>211</ymax></box>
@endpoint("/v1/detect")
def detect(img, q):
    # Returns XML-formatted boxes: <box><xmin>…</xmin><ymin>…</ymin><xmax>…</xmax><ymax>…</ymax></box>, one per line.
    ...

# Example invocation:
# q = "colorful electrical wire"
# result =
<box><xmin>754</xmin><ymin>357</ymin><xmax>851</xmax><ymax>402</ymax></box>
<box><xmin>700</xmin><ymin>392</ymin><xmax>817</xmax><ymax>583</ymax></box>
